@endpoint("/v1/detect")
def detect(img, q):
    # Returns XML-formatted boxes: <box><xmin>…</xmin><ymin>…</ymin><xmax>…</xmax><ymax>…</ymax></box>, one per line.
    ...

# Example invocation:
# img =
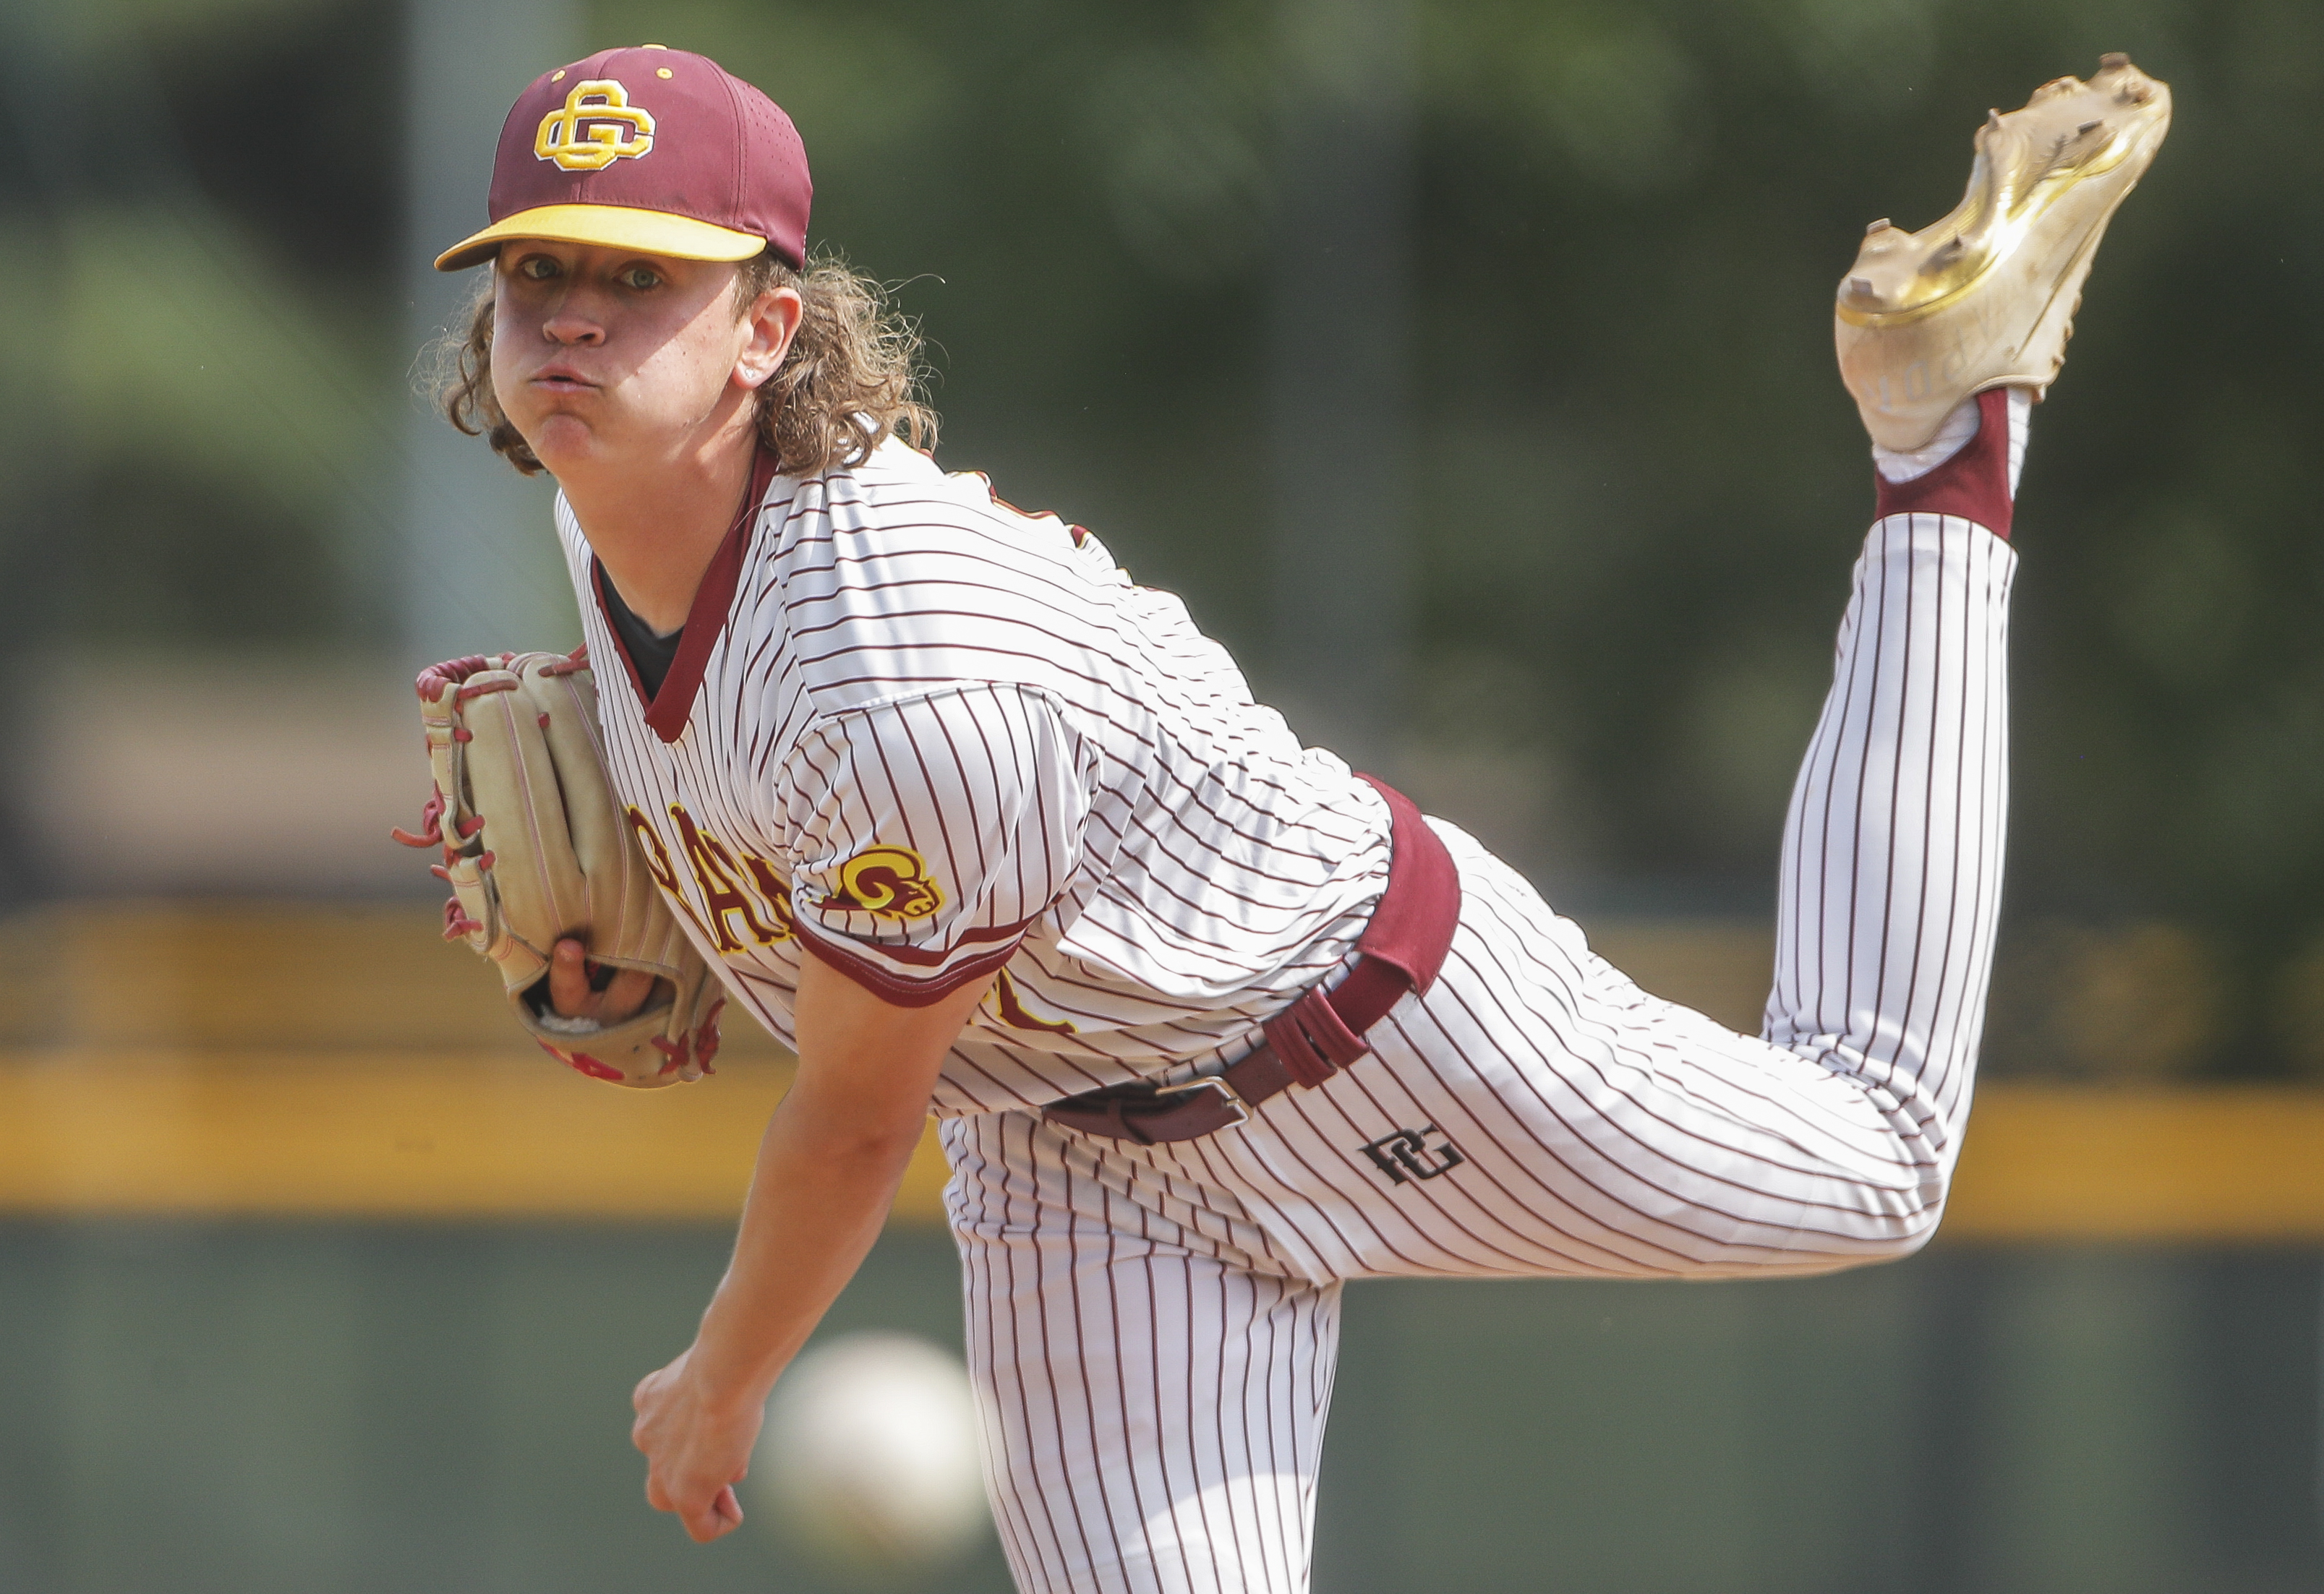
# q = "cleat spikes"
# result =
<box><xmin>1835</xmin><ymin>56</ymin><xmax>2169</xmax><ymax>449</ymax></box>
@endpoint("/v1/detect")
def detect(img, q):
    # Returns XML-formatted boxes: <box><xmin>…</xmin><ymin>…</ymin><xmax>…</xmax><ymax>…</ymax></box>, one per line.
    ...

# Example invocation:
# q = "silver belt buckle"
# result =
<box><xmin>1151</xmin><ymin>1071</ymin><xmax>1249</xmax><ymax>1127</ymax></box>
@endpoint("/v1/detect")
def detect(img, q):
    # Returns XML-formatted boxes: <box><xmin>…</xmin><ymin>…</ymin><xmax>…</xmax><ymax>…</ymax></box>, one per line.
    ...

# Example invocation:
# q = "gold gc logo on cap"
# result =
<box><xmin>534</xmin><ymin>80</ymin><xmax>656</xmax><ymax>171</ymax></box>
<box><xmin>434</xmin><ymin>46</ymin><xmax>810</xmax><ymax>273</ymax></box>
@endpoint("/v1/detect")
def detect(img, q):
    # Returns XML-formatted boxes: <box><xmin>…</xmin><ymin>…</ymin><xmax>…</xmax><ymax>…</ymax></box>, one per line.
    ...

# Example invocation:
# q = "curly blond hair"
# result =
<box><xmin>434</xmin><ymin>252</ymin><xmax>937</xmax><ymax>477</ymax></box>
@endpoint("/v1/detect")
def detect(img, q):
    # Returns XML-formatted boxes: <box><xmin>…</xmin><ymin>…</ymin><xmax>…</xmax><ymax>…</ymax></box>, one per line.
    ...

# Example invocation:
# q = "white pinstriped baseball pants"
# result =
<box><xmin>940</xmin><ymin>506</ymin><xmax>2016</xmax><ymax>1593</ymax></box>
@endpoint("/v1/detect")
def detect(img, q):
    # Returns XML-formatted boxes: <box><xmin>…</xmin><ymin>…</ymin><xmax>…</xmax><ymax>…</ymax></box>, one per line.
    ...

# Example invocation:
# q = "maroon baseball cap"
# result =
<box><xmin>433</xmin><ymin>44</ymin><xmax>811</xmax><ymax>272</ymax></box>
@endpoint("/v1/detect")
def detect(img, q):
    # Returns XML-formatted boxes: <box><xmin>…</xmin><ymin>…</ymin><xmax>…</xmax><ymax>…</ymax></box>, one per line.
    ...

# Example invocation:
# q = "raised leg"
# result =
<box><xmin>1114</xmin><ymin>397</ymin><xmax>2023</xmax><ymax>1283</ymax></box>
<box><xmin>1762</xmin><ymin>385</ymin><xmax>2024</xmax><ymax>1207</ymax></box>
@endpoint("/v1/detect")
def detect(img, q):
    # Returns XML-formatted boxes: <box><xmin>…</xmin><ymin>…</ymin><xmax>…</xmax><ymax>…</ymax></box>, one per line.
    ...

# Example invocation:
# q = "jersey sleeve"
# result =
<box><xmin>774</xmin><ymin>683</ymin><xmax>1093</xmax><ymax>1006</ymax></box>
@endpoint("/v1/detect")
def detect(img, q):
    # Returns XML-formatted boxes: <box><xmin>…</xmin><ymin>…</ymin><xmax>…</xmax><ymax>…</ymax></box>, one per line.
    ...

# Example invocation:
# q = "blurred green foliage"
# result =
<box><xmin>0</xmin><ymin>0</ymin><xmax>400</xmax><ymax>645</ymax></box>
<box><xmin>1</xmin><ymin>0</ymin><xmax>2318</xmax><ymax>1073</ymax></box>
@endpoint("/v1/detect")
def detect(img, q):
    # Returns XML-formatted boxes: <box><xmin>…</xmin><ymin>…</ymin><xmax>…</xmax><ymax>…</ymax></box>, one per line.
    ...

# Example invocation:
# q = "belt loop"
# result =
<box><xmin>1264</xmin><ymin>1008</ymin><xmax>1330</xmax><ymax>1089</ymax></box>
<box><xmin>1263</xmin><ymin>986</ymin><xmax>1368</xmax><ymax>1090</ymax></box>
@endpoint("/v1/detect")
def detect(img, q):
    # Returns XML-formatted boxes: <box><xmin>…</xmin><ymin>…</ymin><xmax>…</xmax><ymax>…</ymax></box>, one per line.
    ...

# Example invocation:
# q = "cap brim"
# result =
<box><xmin>432</xmin><ymin>204</ymin><xmax>767</xmax><ymax>272</ymax></box>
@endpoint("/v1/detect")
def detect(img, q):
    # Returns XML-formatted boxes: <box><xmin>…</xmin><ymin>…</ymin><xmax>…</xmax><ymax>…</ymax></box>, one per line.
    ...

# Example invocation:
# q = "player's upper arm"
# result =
<box><xmin>773</xmin><ymin>682</ymin><xmax>1093</xmax><ymax>1006</ymax></box>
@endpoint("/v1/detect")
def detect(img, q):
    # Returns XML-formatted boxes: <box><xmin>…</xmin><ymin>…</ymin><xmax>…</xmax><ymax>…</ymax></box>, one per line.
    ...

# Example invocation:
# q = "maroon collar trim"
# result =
<box><xmin>592</xmin><ymin>448</ymin><xmax>780</xmax><ymax>744</ymax></box>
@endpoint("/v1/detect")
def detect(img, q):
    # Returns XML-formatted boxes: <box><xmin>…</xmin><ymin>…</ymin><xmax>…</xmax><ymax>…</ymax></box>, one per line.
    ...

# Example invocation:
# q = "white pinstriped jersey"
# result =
<box><xmin>556</xmin><ymin>438</ymin><xmax>1391</xmax><ymax>1117</ymax></box>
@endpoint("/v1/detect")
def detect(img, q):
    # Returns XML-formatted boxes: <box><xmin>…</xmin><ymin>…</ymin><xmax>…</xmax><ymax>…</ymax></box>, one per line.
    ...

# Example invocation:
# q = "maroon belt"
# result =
<box><xmin>1041</xmin><ymin>774</ymin><xmax>1461</xmax><ymax>1144</ymax></box>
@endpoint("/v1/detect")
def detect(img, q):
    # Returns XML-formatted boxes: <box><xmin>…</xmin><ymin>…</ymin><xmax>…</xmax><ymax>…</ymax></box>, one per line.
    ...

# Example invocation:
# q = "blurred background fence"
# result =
<box><xmin>1</xmin><ymin>0</ymin><xmax>2320</xmax><ymax>1589</ymax></box>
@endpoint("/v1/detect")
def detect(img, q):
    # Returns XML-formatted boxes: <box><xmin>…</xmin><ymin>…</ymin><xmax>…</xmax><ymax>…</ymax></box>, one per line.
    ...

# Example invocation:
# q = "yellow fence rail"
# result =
<box><xmin>1</xmin><ymin>904</ymin><xmax>2314</xmax><ymax>1238</ymax></box>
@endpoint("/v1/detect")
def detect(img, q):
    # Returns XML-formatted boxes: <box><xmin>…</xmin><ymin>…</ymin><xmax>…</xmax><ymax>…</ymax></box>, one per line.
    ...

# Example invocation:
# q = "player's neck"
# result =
<box><xmin>559</xmin><ymin>429</ymin><xmax>760</xmax><ymax>634</ymax></box>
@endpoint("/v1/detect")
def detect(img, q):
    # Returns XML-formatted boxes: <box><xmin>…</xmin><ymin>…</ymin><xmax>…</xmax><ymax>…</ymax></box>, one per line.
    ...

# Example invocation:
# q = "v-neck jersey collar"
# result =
<box><xmin>591</xmin><ymin>447</ymin><xmax>782</xmax><ymax>744</ymax></box>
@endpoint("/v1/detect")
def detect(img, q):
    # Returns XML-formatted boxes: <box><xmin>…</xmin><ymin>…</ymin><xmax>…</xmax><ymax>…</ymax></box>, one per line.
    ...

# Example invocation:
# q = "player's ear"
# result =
<box><xmin>735</xmin><ymin>283</ymin><xmax>804</xmax><ymax>391</ymax></box>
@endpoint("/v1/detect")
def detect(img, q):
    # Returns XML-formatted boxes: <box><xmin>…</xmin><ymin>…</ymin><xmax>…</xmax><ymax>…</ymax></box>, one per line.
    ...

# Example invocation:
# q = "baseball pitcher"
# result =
<box><xmin>400</xmin><ymin>44</ymin><xmax>2168</xmax><ymax>1592</ymax></box>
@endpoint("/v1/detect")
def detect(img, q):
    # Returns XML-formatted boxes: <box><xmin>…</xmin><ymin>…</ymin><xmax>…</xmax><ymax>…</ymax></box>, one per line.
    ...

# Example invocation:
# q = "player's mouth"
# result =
<box><xmin>531</xmin><ymin>363</ymin><xmax>599</xmax><ymax>393</ymax></box>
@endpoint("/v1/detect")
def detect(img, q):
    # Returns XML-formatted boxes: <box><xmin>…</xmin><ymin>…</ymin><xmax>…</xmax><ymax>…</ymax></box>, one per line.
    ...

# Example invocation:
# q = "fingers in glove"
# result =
<box><xmin>602</xmin><ymin>964</ymin><xmax>659</xmax><ymax>1024</ymax></box>
<box><xmin>548</xmin><ymin>940</ymin><xmax>663</xmax><ymax>1024</ymax></box>
<box><xmin>548</xmin><ymin>938</ymin><xmax>599</xmax><ymax>1019</ymax></box>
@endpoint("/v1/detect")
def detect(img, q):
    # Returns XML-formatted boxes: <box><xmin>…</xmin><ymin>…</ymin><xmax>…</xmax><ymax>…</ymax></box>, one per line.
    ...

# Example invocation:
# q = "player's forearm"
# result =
<box><xmin>686</xmin><ymin>1095</ymin><xmax>926</xmax><ymax>1410</ymax></box>
<box><xmin>683</xmin><ymin>953</ymin><xmax>992</xmax><ymax>1415</ymax></box>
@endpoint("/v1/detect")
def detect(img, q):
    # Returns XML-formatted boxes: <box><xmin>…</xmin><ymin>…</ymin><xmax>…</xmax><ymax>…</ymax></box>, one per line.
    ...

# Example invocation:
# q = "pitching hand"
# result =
<box><xmin>632</xmin><ymin>1344</ymin><xmax>759</xmax><ymax>1543</ymax></box>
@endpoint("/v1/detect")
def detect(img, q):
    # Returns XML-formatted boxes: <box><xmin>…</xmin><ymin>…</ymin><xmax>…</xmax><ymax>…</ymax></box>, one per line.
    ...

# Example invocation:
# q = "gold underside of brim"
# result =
<box><xmin>433</xmin><ymin>203</ymin><xmax>766</xmax><ymax>272</ymax></box>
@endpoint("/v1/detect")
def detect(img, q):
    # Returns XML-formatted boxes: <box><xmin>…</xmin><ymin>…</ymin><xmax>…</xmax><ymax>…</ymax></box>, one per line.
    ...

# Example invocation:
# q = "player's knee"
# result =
<box><xmin>1870</xmin><ymin>1212</ymin><xmax>1944</xmax><ymax>1264</ymax></box>
<box><xmin>1844</xmin><ymin>1188</ymin><xmax>1949</xmax><ymax>1269</ymax></box>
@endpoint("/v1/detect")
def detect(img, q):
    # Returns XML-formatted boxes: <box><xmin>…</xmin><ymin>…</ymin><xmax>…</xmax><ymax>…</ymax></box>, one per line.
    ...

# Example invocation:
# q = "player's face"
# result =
<box><xmin>489</xmin><ymin>241</ymin><xmax>798</xmax><ymax>477</ymax></box>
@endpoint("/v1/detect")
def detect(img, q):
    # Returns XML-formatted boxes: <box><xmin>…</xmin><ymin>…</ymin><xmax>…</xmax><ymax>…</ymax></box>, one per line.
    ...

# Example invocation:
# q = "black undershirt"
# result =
<box><xmin>596</xmin><ymin>560</ymin><xmax>683</xmax><ymax>698</ymax></box>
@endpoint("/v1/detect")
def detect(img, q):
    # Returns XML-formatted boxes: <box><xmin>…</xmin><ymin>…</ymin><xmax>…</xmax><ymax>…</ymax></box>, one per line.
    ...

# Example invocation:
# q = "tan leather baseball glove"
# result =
<box><xmin>392</xmin><ymin>647</ymin><xmax>722</xmax><ymax>1087</ymax></box>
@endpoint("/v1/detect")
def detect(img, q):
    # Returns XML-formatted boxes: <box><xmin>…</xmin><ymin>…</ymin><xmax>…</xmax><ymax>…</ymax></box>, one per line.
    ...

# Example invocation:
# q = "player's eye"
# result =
<box><xmin>514</xmin><ymin>254</ymin><xmax>561</xmax><ymax>282</ymax></box>
<box><xmin>617</xmin><ymin>265</ymin><xmax>663</xmax><ymax>291</ymax></box>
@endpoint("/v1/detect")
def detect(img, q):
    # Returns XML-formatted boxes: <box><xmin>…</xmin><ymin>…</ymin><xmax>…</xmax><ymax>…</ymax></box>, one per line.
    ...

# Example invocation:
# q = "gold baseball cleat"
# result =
<box><xmin>1836</xmin><ymin>54</ymin><xmax>2172</xmax><ymax>451</ymax></box>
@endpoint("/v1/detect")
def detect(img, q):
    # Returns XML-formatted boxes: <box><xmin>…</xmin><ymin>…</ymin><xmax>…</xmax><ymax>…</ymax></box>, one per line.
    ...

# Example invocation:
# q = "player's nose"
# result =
<box><xmin>540</xmin><ymin>304</ymin><xmax>605</xmax><ymax>346</ymax></box>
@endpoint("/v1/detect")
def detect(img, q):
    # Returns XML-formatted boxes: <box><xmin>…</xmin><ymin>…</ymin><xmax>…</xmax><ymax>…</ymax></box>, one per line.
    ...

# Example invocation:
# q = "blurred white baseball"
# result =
<box><xmin>753</xmin><ymin>1331</ymin><xmax>991</xmax><ymax>1574</ymax></box>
